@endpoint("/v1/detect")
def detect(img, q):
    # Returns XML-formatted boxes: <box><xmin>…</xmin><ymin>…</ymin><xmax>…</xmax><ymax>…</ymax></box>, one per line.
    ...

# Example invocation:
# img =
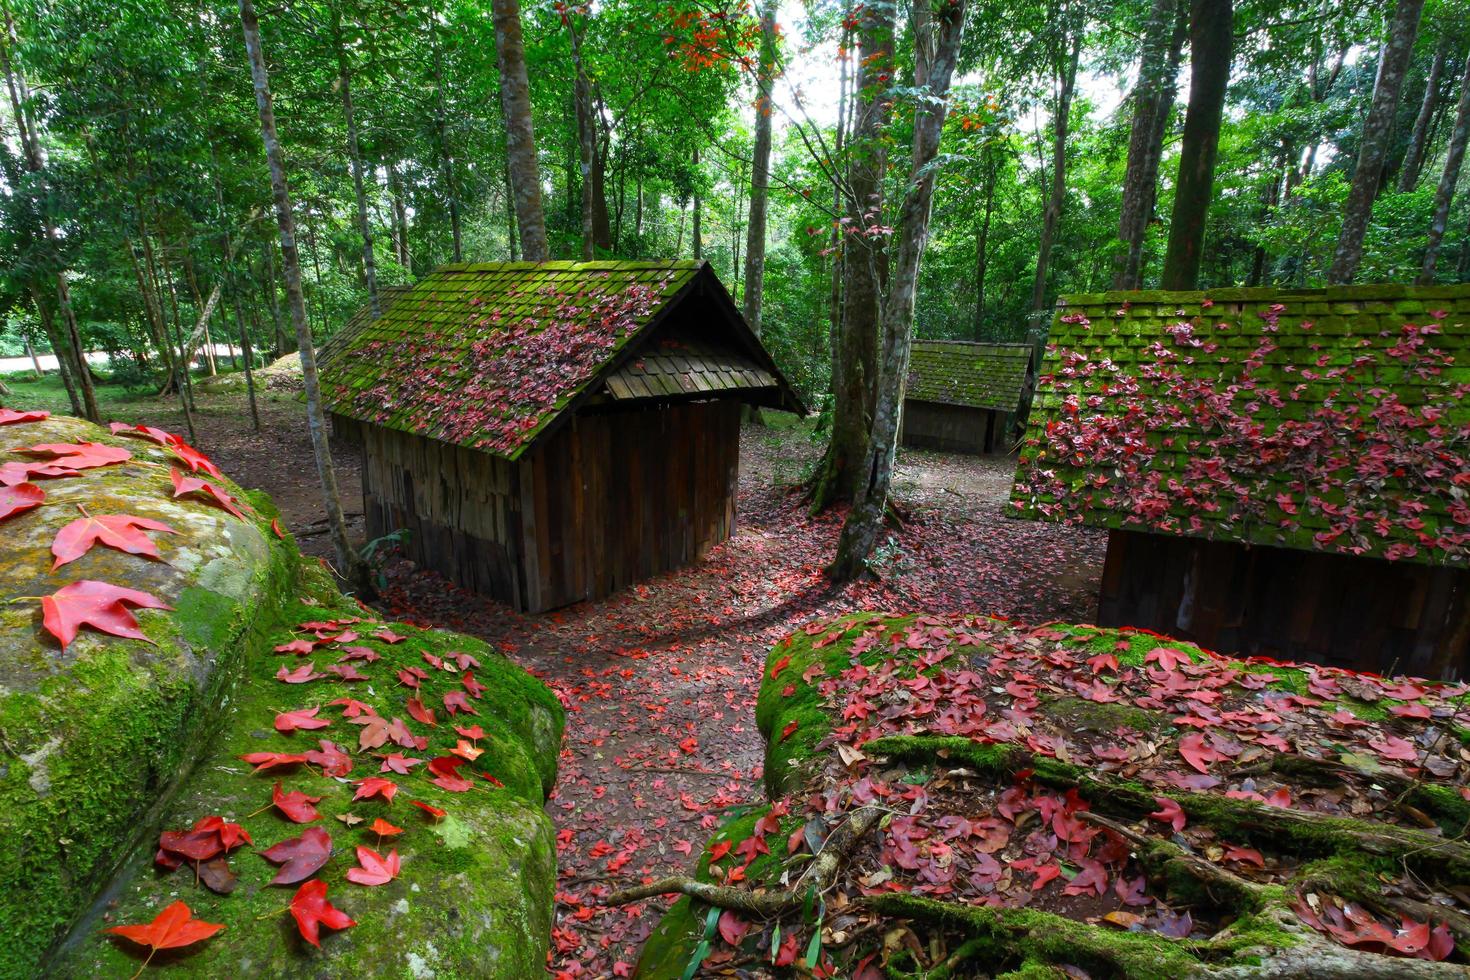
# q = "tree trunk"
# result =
<box><xmin>691</xmin><ymin>147</ymin><xmax>702</xmax><ymax>260</ymax></box>
<box><xmin>830</xmin><ymin>0</ymin><xmax>967</xmax><ymax>581</ymax></box>
<box><xmin>334</xmin><ymin>12</ymin><xmax>379</xmax><ymax>317</ymax></box>
<box><xmin>492</xmin><ymin>0</ymin><xmax>549</xmax><ymax>262</ymax></box>
<box><xmin>28</xmin><ymin>281</ymin><xmax>82</xmax><ymax>415</ymax></box>
<box><xmin>974</xmin><ymin>154</ymin><xmax>995</xmax><ymax>338</ymax></box>
<box><xmin>429</xmin><ymin>31</ymin><xmax>462</xmax><ymax>263</ymax></box>
<box><xmin>1160</xmin><ymin>0</ymin><xmax>1234</xmax><ymax>290</ymax></box>
<box><xmin>741</xmin><ymin>0</ymin><xmax>778</xmax><ymax>336</ymax></box>
<box><xmin>239</xmin><ymin>0</ymin><xmax>365</xmax><ymax>587</ymax></box>
<box><xmin>232</xmin><ymin>283</ymin><xmax>260</xmax><ymax>431</ymax></box>
<box><xmin>575</xmin><ymin>68</ymin><xmax>596</xmax><ymax>260</ymax></box>
<box><xmin>1030</xmin><ymin>32</ymin><xmax>1081</xmax><ymax>311</ymax></box>
<box><xmin>810</xmin><ymin>0</ymin><xmax>893</xmax><ymax>511</ymax></box>
<box><xmin>828</xmin><ymin>12</ymin><xmax>850</xmax><ymax>389</ymax></box>
<box><xmin>1328</xmin><ymin>0</ymin><xmax>1425</xmax><ymax>284</ymax></box>
<box><xmin>388</xmin><ymin>161</ymin><xmax>410</xmax><ymax>270</ymax></box>
<box><xmin>1417</xmin><ymin>49</ymin><xmax>1470</xmax><ymax>284</ymax></box>
<box><xmin>1398</xmin><ymin>38</ymin><xmax>1447</xmax><ymax>193</ymax></box>
<box><xmin>23</xmin><ymin>334</ymin><xmax>41</xmax><ymax>377</ymax></box>
<box><xmin>1113</xmin><ymin>0</ymin><xmax>1184</xmax><ymax>289</ymax></box>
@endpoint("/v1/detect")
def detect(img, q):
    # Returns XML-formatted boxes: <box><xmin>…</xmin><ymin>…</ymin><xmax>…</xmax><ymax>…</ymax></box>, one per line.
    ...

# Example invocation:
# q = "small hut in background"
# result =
<box><xmin>321</xmin><ymin>260</ymin><xmax>802</xmax><ymax>613</ymax></box>
<box><xmin>1011</xmin><ymin>284</ymin><xmax>1470</xmax><ymax>680</ymax></box>
<box><xmin>901</xmin><ymin>341</ymin><xmax>1031</xmax><ymax>454</ymax></box>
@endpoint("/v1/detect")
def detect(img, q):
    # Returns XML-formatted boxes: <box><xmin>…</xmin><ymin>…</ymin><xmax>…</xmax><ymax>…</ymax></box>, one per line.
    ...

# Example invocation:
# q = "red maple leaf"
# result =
<box><xmin>288</xmin><ymin>879</ymin><xmax>356</xmax><ymax>947</ymax></box>
<box><xmin>274</xmin><ymin>638</ymin><xmax>317</xmax><ymax>655</ymax></box>
<box><xmin>0</xmin><ymin>408</ymin><xmax>49</xmax><ymax>425</ymax></box>
<box><xmin>427</xmin><ymin>756</ymin><xmax>474</xmax><ymax>792</ymax></box>
<box><xmin>273</xmin><ymin>782</ymin><xmax>323</xmax><ymax>823</ymax></box>
<box><xmin>406</xmin><ymin>697</ymin><xmax>437</xmax><ymax>726</ymax></box>
<box><xmin>108</xmin><ymin>421</ymin><xmax>175</xmax><ymax>446</ymax></box>
<box><xmin>240</xmin><ymin>751</ymin><xmax>309</xmax><ymax>772</ymax></box>
<box><xmin>1145</xmin><ymin>647</ymin><xmax>1192</xmax><ymax>670</ymax></box>
<box><xmin>373</xmin><ymin>629</ymin><xmax>407</xmax><ymax>644</ymax></box>
<box><xmin>378</xmin><ymin>752</ymin><xmax>422</xmax><ymax>775</ymax></box>
<box><xmin>276</xmin><ymin>663</ymin><xmax>325</xmax><ymax>684</ymax></box>
<box><xmin>13</xmin><ymin>441</ymin><xmax>131</xmax><ymax>469</ymax></box>
<box><xmin>443</xmin><ymin>690</ymin><xmax>479</xmax><ymax>716</ymax></box>
<box><xmin>40</xmin><ymin>580</ymin><xmax>172</xmax><ymax>649</ymax></box>
<box><xmin>170</xmin><ymin>468</ymin><xmax>250</xmax><ymax>519</ymax></box>
<box><xmin>50</xmin><ymin>511</ymin><xmax>177</xmax><ymax>568</ymax></box>
<box><xmin>168</xmin><ymin>440</ymin><xmax>223</xmax><ymax>478</ymax></box>
<box><xmin>261</xmin><ymin>826</ymin><xmax>333</xmax><ymax>885</ymax></box>
<box><xmin>346</xmin><ymin>845</ymin><xmax>400</xmax><ymax>886</ymax></box>
<box><xmin>305</xmin><ymin>739</ymin><xmax>354</xmax><ymax>777</ymax></box>
<box><xmin>411</xmin><ymin>800</ymin><xmax>446</xmax><ymax>820</ymax></box>
<box><xmin>1149</xmin><ymin>796</ymin><xmax>1187</xmax><ymax>832</ymax></box>
<box><xmin>105</xmin><ymin>900</ymin><xmax>223</xmax><ymax>966</ymax></box>
<box><xmin>353</xmin><ymin>777</ymin><xmax>398</xmax><ymax>803</ymax></box>
<box><xmin>0</xmin><ymin>482</ymin><xmax>44</xmax><ymax>522</ymax></box>
<box><xmin>274</xmin><ymin>707</ymin><xmax>331</xmax><ymax>733</ymax></box>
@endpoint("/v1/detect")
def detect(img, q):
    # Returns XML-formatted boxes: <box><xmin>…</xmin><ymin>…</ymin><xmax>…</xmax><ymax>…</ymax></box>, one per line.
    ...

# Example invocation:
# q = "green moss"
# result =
<box><xmin>1038</xmin><ymin>695</ymin><xmax>1171</xmax><ymax>735</ymax></box>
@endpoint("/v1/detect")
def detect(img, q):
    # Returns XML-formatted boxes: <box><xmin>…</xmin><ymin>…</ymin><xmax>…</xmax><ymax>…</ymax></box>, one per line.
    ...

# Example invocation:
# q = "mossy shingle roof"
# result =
<box><xmin>1009</xmin><ymin>284</ymin><xmax>1470</xmax><ymax>567</ymax></box>
<box><xmin>319</xmin><ymin>260</ymin><xmax>797</xmax><ymax>459</ymax></box>
<box><xmin>906</xmin><ymin>341</ymin><xmax>1030</xmax><ymax>411</ymax></box>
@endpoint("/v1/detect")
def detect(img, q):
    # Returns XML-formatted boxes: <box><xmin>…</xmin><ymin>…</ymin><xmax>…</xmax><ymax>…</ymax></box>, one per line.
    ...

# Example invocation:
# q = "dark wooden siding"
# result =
<box><xmin>1098</xmin><ymin>529</ymin><xmax>1470</xmax><ymax>680</ymax></box>
<box><xmin>336</xmin><ymin>399</ymin><xmax>742</xmax><ymax>614</ymax></box>
<box><xmin>900</xmin><ymin>400</ymin><xmax>1010</xmax><ymax>455</ymax></box>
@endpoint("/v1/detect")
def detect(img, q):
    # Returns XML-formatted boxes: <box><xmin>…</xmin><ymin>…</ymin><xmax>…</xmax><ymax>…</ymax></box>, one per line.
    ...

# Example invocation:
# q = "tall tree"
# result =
<box><xmin>809</xmin><ymin>0</ymin><xmax>893</xmax><ymax>511</ymax></box>
<box><xmin>1113</xmin><ymin>0</ymin><xmax>1186</xmax><ymax>289</ymax></box>
<box><xmin>830</xmin><ymin>0</ymin><xmax>967</xmax><ymax>581</ymax></box>
<box><xmin>239</xmin><ymin>0</ymin><xmax>366</xmax><ymax>587</ymax></box>
<box><xmin>1160</xmin><ymin>0</ymin><xmax>1233</xmax><ymax>290</ymax></box>
<box><xmin>1398</xmin><ymin>36</ymin><xmax>1448</xmax><ymax>193</ymax></box>
<box><xmin>1327</xmin><ymin>0</ymin><xmax>1425</xmax><ymax>284</ymax></box>
<box><xmin>1417</xmin><ymin>47</ymin><xmax>1470</xmax><ymax>284</ymax></box>
<box><xmin>741</xmin><ymin>0</ymin><xmax>778</xmax><ymax>336</ymax></box>
<box><xmin>1030</xmin><ymin>12</ymin><xmax>1082</xmax><ymax>311</ymax></box>
<box><xmin>492</xmin><ymin>0</ymin><xmax>549</xmax><ymax>261</ymax></box>
<box><xmin>333</xmin><ymin>6</ymin><xmax>379</xmax><ymax>316</ymax></box>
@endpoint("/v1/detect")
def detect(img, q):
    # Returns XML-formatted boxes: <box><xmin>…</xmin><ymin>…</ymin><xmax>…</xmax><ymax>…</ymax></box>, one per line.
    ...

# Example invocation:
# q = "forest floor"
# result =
<box><xmin>4</xmin><ymin>375</ymin><xmax>1107</xmax><ymax>976</ymax></box>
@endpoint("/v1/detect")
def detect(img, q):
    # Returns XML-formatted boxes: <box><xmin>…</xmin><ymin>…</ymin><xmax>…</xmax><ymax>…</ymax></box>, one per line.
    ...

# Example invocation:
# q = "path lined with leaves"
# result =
<box><xmin>372</xmin><ymin>428</ymin><xmax>1105</xmax><ymax>977</ymax></box>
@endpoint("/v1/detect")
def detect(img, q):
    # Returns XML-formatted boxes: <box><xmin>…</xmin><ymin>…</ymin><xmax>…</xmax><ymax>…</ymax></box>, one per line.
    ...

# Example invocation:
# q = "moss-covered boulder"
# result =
<box><xmin>0</xmin><ymin>415</ymin><xmax>292</xmax><ymax>976</ymax></box>
<box><xmin>0</xmin><ymin>414</ymin><xmax>565</xmax><ymax>979</ymax></box>
<box><xmin>637</xmin><ymin>614</ymin><xmax>1470</xmax><ymax>978</ymax></box>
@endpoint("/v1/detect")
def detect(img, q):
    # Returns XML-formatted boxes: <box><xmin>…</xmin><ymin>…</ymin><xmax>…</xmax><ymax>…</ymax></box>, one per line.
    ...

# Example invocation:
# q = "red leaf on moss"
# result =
<box><xmin>275</xmin><ymin>707</ymin><xmax>330</xmax><ymax>733</ymax></box>
<box><xmin>272</xmin><ymin>782</ymin><xmax>323</xmax><ymax>823</ymax></box>
<box><xmin>170</xmin><ymin>467</ymin><xmax>249</xmax><ymax>519</ymax></box>
<box><xmin>40</xmin><ymin>580</ymin><xmax>171</xmax><ymax>649</ymax></box>
<box><xmin>406</xmin><ymin>697</ymin><xmax>436</xmax><ymax>726</ymax></box>
<box><xmin>443</xmin><ymin>690</ymin><xmax>479</xmax><ymax>716</ymax></box>
<box><xmin>779</xmin><ymin>719</ymin><xmax>799</xmax><ymax>742</ymax></box>
<box><xmin>106</xmin><ymin>900</ymin><xmax>223</xmax><ymax>954</ymax></box>
<box><xmin>275</xmin><ymin>638</ymin><xmax>317</xmax><ymax>655</ymax></box>
<box><xmin>271</xmin><ymin>518</ymin><xmax>287</xmax><ymax>539</ymax></box>
<box><xmin>1149</xmin><ymin>797</ymin><xmax>1186</xmax><ymax>833</ymax></box>
<box><xmin>346</xmin><ymin>845</ymin><xmax>400</xmax><ymax>886</ymax></box>
<box><xmin>14</xmin><ymin>441</ymin><xmax>131</xmax><ymax>469</ymax></box>
<box><xmin>353</xmin><ymin>777</ymin><xmax>398</xmax><ymax>804</ymax></box>
<box><xmin>289</xmin><ymin>879</ymin><xmax>355</xmax><ymax>947</ymax></box>
<box><xmin>240</xmin><ymin>751</ymin><xmax>309</xmax><ymax>772</ymax></box>
<box><xmin>411</xmin><ymin>800</ymin><xmax>446</xmax><ymax>820</ymax></box>
<box><xmin>168</xmin><ymin>440</ymin><xmax>223</xmax><ymax>478</ymax></box>
<box><xmin>0</xmin><ymin>482</ymin><xmax>44</xmax><ymax>522</ymax></box>
<box><xmin>261</xmin><ymin>826</ymin><xmax>333</xmax><ymax>885</ymax></box>
<box><xmin>51</xmin><ymin>513</ymin><xmax>177</xmax><ymax>569</ymax></box>
<box><xmin>373</xmin><ymin>629</ymin><xmax>407</xmax><ymax>644</ymax></box>
<box><xmin>305</xmin><ymin>740</ymin><xmax>354</xmax><ymax>777</ymax></box>
<box><xmin>0</xmin><ymin>408</ymin><xmax>49</xmax><ymax>425</ymax></box>
<box><xmin>427</xmin><ymin>756</ymin><xmax>474</xmax><ymax>792</ymax></box>
<box><xmin>276</xmin><ymin>663</ymin><xmax>325</xmax><ymax>684</ymax></box>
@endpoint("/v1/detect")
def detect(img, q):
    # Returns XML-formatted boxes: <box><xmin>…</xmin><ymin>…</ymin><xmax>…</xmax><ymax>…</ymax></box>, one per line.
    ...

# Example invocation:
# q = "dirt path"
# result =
<box><xmin>85</xmin><ymin>391</ymin><xmax>1105</xmax><ymax>976</ymax></box>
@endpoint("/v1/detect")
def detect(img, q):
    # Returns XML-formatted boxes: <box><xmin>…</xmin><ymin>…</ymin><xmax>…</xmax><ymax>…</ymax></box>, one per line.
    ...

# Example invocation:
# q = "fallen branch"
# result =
<box><xmin>603</xmin><ymin>805</ymin><xmax>884</xmax><ymax>914</ymax></box>
<box><xmin>1079</xmin><ymin>811</ymin><xmax>1263</xmax><ymax>909</ymax></box>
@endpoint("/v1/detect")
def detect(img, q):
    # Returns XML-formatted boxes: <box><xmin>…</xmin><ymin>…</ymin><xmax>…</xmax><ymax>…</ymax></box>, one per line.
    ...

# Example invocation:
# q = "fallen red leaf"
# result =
<box><xmin>275</xmin><ymin>707</ymin><xmax>331</xmax><ymax>733</ymax></box>
<box><xmin>261</xmin><ymin>826</ymin><xmax>333</xmax><ymax>885</ymax></box>
<box><xmin>411</xmin><ymin>800</ymin><xmax>446</xmax><ymax>820</ymax></box>
<box><xmin>289</xmin><ymin>879</ymin><xmax>355</xmax><ymax>947</ymax></box>
<box><xmin>170</xmin><ymin>467</ymin><xmax>249</xmax><ymax>519</ymax></box>
<box><xmin>50</xmin><ymin>512</ymin><xmax>178</xmax><ymax>569</ymax></box>
<box><xmin>40</xmin><ymin>580</ymin><xmax>172</xmax><ymax>649</ymax></box>
<box><xmin>273</xmin><ymin>782</ymin><xmax>323</xmax><ymax>823</ymax></box>
<box><xmin>106</xmin><ymin>900</ymin><xmax>223</xmax><ymax>962</ymax></box>
<box><xmin>240</xmin><ymin>751</ymin><xmax>309</xmax><ymax>772</ymax></box>
<box><xmin>353</xmin><ymin>777</ymin><xmax>398</xmax><ymax>804</ymax></box>
<box><xmin>0</xmin><ymin>408</ymin><xmax>49</xmax><ymax>425</ymax></box>
<box><xmin>346</xmin><ymin>845</ymin><xmax>401</xmax><ymax>886</ymax></box>
<box><xmin>0</xmin><ymin>482</ymin><xmax>44</xmax><ymax>522</ymax></box>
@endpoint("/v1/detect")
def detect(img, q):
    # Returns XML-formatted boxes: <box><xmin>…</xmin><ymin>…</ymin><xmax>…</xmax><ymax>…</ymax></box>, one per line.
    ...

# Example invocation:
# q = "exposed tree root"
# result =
<box><xmin>604</xmin><ymin>805</ymin><xmax>884</xmax><ymax>914</ymax></box>
<box><xmin>1079</xmin><ymin>812</ymin><xmax>1264</xmax><ymax>910</ymax></box>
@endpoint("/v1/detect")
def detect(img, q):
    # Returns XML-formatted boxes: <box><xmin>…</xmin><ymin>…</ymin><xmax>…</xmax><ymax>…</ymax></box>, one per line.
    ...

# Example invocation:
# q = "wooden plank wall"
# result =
<box><xmin>900</xmin><ymin>400</ymin><xmax>1008</xmax><ymax>455</ymax></box>
<box><xmin>1098</xmin><ymin>529</ymin><xmax>1470</xmax><ymax>680</ymax></box>
<box><xmin>337</xmin><ymin>400</ymin><xmax>743</xmax><ymax>614</ymax></box>
<box><xmin>335</xmin><ymin>413</ymin><xmax>530</xmax><ymax>609</ymax></box>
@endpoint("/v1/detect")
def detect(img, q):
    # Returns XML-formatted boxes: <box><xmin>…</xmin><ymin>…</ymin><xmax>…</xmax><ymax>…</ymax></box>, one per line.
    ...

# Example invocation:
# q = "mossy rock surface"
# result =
<box><xmin>0</xmin><ymin>415</ymin><xmax>566</xmax><ymax>979</ymax></box>
<box><xmin>53</xmin><ymin>570</ymin><xmax>564</xmax><ymax>979</ymax></box>
<box><xmin>0</xmin><ymin>415</ymin><xmax>292</xmax><ymax>977</ymax></box>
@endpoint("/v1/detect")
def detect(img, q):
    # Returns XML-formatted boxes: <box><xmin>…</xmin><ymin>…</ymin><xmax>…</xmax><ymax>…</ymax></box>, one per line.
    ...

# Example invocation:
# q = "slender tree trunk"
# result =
<box><xmin>503</xmin><ymin>155</ymin><xmax>519</xmax><ymax>260</ymax></box>
<box><xmin>1248</xmin><ymin>160</ymin><xmax>1284</xmax><ymax>285</ymax></box>
<box><xmin>28</xmin><ymin>281</ymin><xmax>82</xmax><ymax>415</ymax></box>
<box><xmin>429</xmin><ymin>31</ymin><xmax>462</xmax><ymax>262</ymax></box>
<box><xmin>1114</xmin><ymin>0</ymin><xmax>1184</xmax><ymax>288</ymax></box>
<box><xmin>830</xmin><ymin>0</ymin><xmax>967</xmax><ymax>581</ymax></box>
<box><xmin>975</xmin><ymin>156</ymin><xmax>995</xmax><ymax>338</ymax></box>
<box><xmin>262</xmin><ymin>239</ymin><xmax>290</xmax><ymax>354</ymax></box>
<box><xmin>1418</xmin><ymin>49</ymin><xmax>1470</xmax><ymax>284</ymax></box>
<box><xmin>388</xmin><ymin>162</ymin><xmax>411</xmax><ymax>270</ymax></box>
<box><xmin>23</xmin><ymin>333</ymin><xmax>41</xmax><ymax>377</ymax></box>
<box><xmin>334</xmin><ymin>12</ymin><xmax>379</xmax><ymax>316</ymax></box>
<box><xmin>232</xmin><ymin>284</ymin><xmax>260</xmax><ymax>431</ymax></box>
<box><xmin>240</xmin><ymin>0</ymin><xmax>365</xmax><ymax>586</ymax></box>
<box><xmin>691</xmin><ymin>146</ymin><xmax>702</xmax><ymax>259</ymax></box>
<box><xmin>1399</xmin><ymin>38</ymin><xmax>1447</xmax><ymax>193</ymax></box>
<box><xmin>1328</xmin><ymin>0</ymin><xmax>1425</xmax><ymax>284</ymax></box>
<box><xmin>1030</xmin><ymin>32</ymin><xmax>1081</xmax><ymax>311</ymax></box>
<box><xmin>810</xmin><ymin>0</ymin><xmax>893</xmax><ymax>511</ymax></box>
<box><xmin>1161</xmin><ymin>0</ymin><xmax>1234</xmax><ymax>290</ymax></box>
<box><xmin>575</xmin><ymin>71</ymin><xmax>596</xmax><ymax>259</ymax></box>
<box><xmin>828</xmin><ymin>12</ymin><xmax>850</xmax><ymax>389</ymax></box>
<box><xmin>492</xmin><ymin>0</ymin><xmax>548</xmax><ymax>261</ymax></box>
<box><xmin>741</xmin><ymin>0</ymin><xmax>778</xmax><ymax>336</ymax></box>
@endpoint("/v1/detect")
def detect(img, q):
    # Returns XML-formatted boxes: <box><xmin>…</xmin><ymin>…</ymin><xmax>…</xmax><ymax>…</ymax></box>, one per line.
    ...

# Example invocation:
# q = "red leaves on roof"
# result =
<box><xmin>40</xmin><ymin>580</ymin><xmax>171</xmax><ymax>649</ymax></box>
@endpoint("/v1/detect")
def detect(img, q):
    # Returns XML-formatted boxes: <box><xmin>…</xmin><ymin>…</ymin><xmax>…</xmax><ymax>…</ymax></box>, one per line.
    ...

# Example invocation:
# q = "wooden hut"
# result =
<box><xmin>900</xmin><ymin>341</ymin><xmax>1031</xmax><ymax>454</ymax></box>
<box><xmin>1010</xmin><ymin>284</ymin><xmax>1470</xmax><ymax>680</ymax></box>
<box><xmin>321</xmin><ymin>260</ymin><xmax>803</xmax><ymax>613</ymax></box>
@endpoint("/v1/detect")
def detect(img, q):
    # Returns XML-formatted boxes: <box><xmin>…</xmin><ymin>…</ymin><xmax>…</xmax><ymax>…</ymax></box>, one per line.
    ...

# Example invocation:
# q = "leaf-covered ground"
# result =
<box><xmin>43</xmin><ymin>383</ymin><xmax>1109</xmax><ymax>977</ymax></box>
